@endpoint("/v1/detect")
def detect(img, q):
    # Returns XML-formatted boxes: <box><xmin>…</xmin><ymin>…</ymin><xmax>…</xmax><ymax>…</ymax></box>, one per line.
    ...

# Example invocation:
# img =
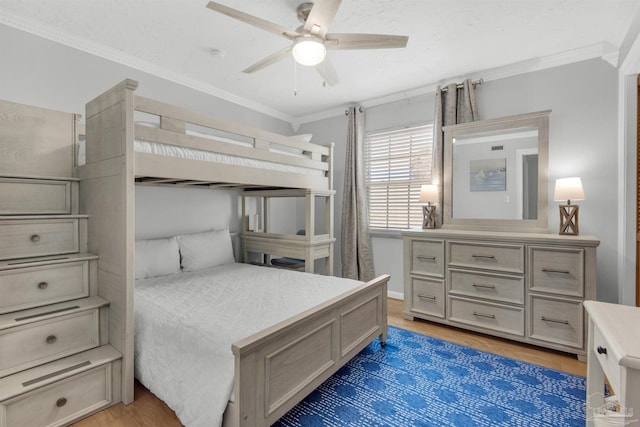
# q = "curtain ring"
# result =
<box><xmin>345</xmin><ymin>106</ymin><xmax>363</xmax><ymax>115</ymax></box>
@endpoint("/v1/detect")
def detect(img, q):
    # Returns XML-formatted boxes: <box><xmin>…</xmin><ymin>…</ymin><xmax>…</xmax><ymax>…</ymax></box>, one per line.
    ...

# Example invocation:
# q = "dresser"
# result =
<box><xmin>0</xmin><ymin>100</ymin><xmax>121</xmax><ymax>426</ymax></box>
<box><xmin>584</xmin><ymin>301</ymin><xmax>640</xmax><ymax>426</ymax></box>
<box><xmin>403</xmin><ymin>229</ymin><xmax>599</xmax><ymax>358</ymax></box>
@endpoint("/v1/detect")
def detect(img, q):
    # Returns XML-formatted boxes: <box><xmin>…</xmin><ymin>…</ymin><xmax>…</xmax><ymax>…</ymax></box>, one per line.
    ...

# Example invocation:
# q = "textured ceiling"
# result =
<box><xmin>1</xmin><ymin>0</ymin><xmax>639</xmax><ymax>122</ymax></box>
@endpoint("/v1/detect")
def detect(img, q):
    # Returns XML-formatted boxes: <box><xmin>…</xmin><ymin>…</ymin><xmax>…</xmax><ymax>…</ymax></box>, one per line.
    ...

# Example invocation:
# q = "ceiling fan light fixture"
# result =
<box><xmin>292</xmin><ymin>36</ymin><xmax>326</xmax><ymax>66</ymax></box>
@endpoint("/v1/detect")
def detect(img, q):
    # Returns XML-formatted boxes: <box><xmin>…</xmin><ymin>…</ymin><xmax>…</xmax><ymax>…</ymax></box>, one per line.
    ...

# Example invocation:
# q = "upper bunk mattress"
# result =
<box><xmin>134</xmin><ymin>132</ymin><xmax>324</xmax><ymax>177</ymax></box>
<box><xmin>134</xmin><ymin>262</ymin><xmax>361</xmax><ymax>427</ymax></box>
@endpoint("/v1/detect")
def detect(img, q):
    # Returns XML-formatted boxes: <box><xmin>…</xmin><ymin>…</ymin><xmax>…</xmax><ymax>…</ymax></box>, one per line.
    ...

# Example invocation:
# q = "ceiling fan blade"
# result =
<box><xmin>206</xmin><ymin>1</ymin><xmax>299</xmax><ymax>40</ymax></box>
<box><xmin>315</xmin><ymin>56</ymin><xmax>339</xmax><ymax>86</ymax></box>
<box><xmin>304</xmin><ymin>0</ymin><xmax>342</xmax><ymax>37</ymax></box>
<box><xmin>326</xmin><ymin>33</ymin><xmax>409</xmax><ymax>50</ymax></box>
<box><xmin>242</xmin><ymin>47</ymin><xmax>292</xmax><ymax>74</ymax></box>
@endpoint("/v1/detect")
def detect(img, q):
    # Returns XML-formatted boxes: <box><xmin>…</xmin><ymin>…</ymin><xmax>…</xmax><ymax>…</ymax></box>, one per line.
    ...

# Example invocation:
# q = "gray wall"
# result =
<box><xmin>301</xmin><ymin>58</ymin><xmax>620</xmax><ymax>302</ymax></box>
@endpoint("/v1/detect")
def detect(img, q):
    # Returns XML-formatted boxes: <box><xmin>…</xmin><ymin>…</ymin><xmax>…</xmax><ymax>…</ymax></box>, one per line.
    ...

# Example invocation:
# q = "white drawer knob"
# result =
<box><xmin>46</xmin><ymin>335</ymin><xmax>57</xmax><ymax>344</ymax></box>
<box><xmin>37</xmin><ymin>281</ymin><xmax>48</xmax><ymax>290</ymax></box>
<box><xmin>30</xmin><ymin>234</ymin><xmax>41</xmax><ymax>243</ymax></box>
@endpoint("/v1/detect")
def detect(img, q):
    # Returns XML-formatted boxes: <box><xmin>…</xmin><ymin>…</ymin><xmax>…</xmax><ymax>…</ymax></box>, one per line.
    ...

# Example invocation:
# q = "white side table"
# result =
<box><xmin>584</xmin><ymin>300</ymin><xmax>640</xmax><ymax>426</ymax></box>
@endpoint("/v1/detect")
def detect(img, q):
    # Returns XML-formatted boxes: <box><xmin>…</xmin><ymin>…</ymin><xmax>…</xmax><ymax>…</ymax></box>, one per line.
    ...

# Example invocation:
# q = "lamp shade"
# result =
<box><xmin>292</xmin><ymin>36</ymin><xmax>326</xmax><ymax>66</ymax></box>
<box><xmin>554</xmin><ymin>177</ymin><xmax>585</xmax><ymax>202</ymax></box>
<box><xmin>419</xmin><ymin>184</ymin><xmax>439</xmax><ymax>203</ymax></box>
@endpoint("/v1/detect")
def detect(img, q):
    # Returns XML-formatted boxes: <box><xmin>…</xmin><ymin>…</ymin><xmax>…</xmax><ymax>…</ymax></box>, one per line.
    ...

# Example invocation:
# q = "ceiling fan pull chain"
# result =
<box><xmin>294</xmin><ymin>61</ymin><xmax>298</xmax><ymax>96</ymax></box>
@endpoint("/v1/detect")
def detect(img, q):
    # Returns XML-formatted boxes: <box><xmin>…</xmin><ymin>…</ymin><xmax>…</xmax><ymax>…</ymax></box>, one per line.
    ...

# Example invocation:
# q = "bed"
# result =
<box><xmin>77</xmin><ymin>79</ymin><xmax>389</xmax><ymax>426</ymax></box>
<box><xmin>134</xmin><ymin>247</ymin><xmax>378</xmax><ymax>427</ymax></box>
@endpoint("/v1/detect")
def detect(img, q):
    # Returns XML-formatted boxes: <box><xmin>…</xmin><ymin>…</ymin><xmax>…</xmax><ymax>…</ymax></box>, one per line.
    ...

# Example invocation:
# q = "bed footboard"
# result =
<box><xmin>231</xmin><ymin>274</ymin><xmax>389</xmax><ymax>427</ymax></box>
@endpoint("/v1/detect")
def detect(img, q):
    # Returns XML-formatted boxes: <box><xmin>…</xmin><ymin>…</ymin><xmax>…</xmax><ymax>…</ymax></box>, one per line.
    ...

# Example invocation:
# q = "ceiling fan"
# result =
<box><xmin>206</xmin><ymin>0</ymin><xmax>409</xmax><ymax>86</ymax></box>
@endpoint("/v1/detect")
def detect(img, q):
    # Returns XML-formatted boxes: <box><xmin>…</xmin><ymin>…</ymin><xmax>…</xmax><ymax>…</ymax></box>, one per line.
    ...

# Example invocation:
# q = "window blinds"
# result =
<box><xmin>365</xmin><ymin>123</ymin><xmax>434</xmax><ymax>230</ymax></box>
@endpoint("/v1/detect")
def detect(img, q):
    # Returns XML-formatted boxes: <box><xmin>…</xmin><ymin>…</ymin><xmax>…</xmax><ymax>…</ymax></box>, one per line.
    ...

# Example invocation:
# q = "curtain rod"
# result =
<box><xmin>343</xmin><ymin>78</ymin><xmax>484</xmax><ymax>115</ymax></box>
<box><xmin>440</xmin><ymin>78</ymin><xmax>484</xmax><ymax>92</ymax></box>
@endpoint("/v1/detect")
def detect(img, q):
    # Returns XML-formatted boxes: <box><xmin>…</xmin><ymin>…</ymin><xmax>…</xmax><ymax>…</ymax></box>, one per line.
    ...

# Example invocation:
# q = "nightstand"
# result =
<box><xmin>583</xmin><ymin>300</ymin><xmax>640</xmax><ymax>426</ymax></box>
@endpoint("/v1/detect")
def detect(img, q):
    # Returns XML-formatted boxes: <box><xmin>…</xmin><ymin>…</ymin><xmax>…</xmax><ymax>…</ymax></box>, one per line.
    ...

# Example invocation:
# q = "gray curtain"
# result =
<box><xmin>341</xmin><ymin>105</ymin><xmax>375</xmax><ymax>281</ymax></box>
<box><xmin>432</xmin><ymin>79</ymin><xmax>480</xmax><ymax>226</ymax></box>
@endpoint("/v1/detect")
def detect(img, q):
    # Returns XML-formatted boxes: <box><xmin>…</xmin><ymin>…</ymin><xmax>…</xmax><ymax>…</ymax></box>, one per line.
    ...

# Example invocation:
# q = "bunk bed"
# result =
<box><xmin>76</xmin><ymin>79</ymin><xmax>389</xmax><ymax>427</ymax></box>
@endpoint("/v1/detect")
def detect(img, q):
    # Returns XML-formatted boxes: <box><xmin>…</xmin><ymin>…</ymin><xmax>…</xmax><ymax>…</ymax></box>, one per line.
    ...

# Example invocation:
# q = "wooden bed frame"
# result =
<box><xmin>77</xmin><ymin>79</ymin><xmax>389</xmax><ymax>426</ymax></box>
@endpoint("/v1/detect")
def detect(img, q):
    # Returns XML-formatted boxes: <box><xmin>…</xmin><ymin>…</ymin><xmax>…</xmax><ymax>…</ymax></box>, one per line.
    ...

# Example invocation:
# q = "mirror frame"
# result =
<box><xmin>443</xmin><ymin>110</ymin><xmax>551</xmax><ymax>233</ymax></box>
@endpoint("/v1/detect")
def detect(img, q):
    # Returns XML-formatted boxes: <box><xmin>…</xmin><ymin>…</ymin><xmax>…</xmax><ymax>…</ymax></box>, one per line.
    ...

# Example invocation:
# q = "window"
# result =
<box><xmin>365</xmin><ymin>123</ymin><xmax>434</xmax><ymax>230</ymax></box>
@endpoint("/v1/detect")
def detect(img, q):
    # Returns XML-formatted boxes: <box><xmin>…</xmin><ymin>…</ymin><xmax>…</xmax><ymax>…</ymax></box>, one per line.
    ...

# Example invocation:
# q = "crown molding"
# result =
<box><xmin>293</xmin><ymin>43</ymin><xmax>612</xmax><ymax>126</ymax></box>
<box><xmin>0</xmin><ymin>8</ymin><xmax>294</xmax><ymax>124</ymax></box>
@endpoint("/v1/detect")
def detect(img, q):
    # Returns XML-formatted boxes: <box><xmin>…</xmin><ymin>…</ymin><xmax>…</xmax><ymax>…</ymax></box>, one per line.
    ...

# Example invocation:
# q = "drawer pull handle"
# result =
<box><xmin>541</xmin><ymin>316</ymin><xmax>569</xmax><ymax>325</ymax></box>
<box><xmin>417</xmin><ymin>256</ymin><xmax>436</xmax><ymax>262</ymax></box>
<box><xmin>472</xmin><ymin>283</ymin><xmax>496</xmax><ymax>290</ymax></box>
<box><xmin>417</xmin><ymin>293</ymin><xmax>436</xmax><ymax>301</ymax></box>
<box><xmin>46</xmin><ymin>335</ymin><xmax>57</xmax><ymax>344</ymax></box>
<box><xmin>56</xmin><ymin>397</ymin><xmax>67</xmax><ymax>408</ymax></box>
<box><xmin>30</xmin><ymin>234</ymin><xmax>41</xmax><ymax>243</ymax></box>
<box><xmin>37</xmin><ymin>281</ymin><xmax>49</xmax><ymax>290</ymax></box>
<box><xmin>597</xmin><ymin>346</ymin><xmax>607</xmax><ymax>355</ymax></box>
<box><xmin>542</xmin><ymin>268</ymin><xmax>571</xmax><ymax>274</ymax></box>
<box><xmin>473</xmin><ymin>311</ymin><xmax>496</xmax><ymax>319</ymax></box>
<box><xmin>472</xmin><ymin>254</ymin><xmax>496</xmax><ymax>260</ymax></box>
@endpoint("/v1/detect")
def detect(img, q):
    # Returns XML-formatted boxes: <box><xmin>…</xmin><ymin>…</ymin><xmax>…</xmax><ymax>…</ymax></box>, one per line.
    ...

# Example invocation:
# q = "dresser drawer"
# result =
<box><xmin>0</xmin><ymin>261</ymin><xmax>90</xmax><ymax>314</ymax></box>
<box><xmin>0</xmin><ymin>309</ymin><xmax>100</xmax><ymax>378</ymax></box>
<box><xmin>0</xmin><ymin>219</ymin><xmax>79</xmax><ymax>260</ymax></box>
<box><xmin>448</xmin><ymin>296</ymin><xmax>524</xmax><ymax>336</ymax></box>
<box><xmin>528</xmin><ymin>295</ymin><xmax>583</xmax><ymax>349</ymax></box>
<box><xmin>448</xmin><ymin>241</ymin><xmax>524</xmax><ymax>274</ymax></box>
<box><xmin>410</xmin><ymin>277</ymin><xmax>445</xmax><ymax>318</ymax></box>
<box><xmin>529</xmin><ymin>246</ymin><xmax>584</xmax><ymax>297</ymax></box>
<box><xmin>449</xmin><ymin>268</ymin><xmax>524</xmax><ymax>305</ymax></box>
<box><xmin>2</xmin><ymin>363</ymin><xmax>113</xmax><ymax>427</ymax></box>
<box><xmin>410</xmin><ymin>239</ymin><xmax>445</xmax><ymax>277</ymax></box>
<box><xmin>0</xmin><ymin>178</ymin><xmax>71</xmax><ymax>215</ymax></box>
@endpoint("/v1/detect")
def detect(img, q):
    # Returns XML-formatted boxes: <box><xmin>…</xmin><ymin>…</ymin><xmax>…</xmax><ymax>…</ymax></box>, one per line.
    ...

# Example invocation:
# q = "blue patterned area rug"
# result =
<box><xmin>274</xmin><ymin>326</ymin><xmax>585</xmax><ymax>427</ymax></box>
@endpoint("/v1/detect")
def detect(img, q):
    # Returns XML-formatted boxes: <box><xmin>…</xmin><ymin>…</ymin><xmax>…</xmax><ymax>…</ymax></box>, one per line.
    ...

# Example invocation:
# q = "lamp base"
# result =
<box><xmin>558</xmin><ymin>204</ymin><xmax>579</xmax><ymax>235</ymax></box>
<box><xmin>422</xmin><ymin>205</ymin><xmax>437</xmax><ymax>229</ymax></box>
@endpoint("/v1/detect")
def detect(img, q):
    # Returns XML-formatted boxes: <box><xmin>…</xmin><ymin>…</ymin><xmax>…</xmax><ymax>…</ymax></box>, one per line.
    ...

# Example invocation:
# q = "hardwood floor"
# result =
<box><xmin>72</xmin><ymin>297</ymin><xmax>586</xmax><ymax>426</ymax></box>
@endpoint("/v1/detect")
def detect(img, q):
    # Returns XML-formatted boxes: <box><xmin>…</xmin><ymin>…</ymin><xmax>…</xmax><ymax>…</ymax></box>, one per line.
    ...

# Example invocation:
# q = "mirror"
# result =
<box><xmin>443</xmin><ymin>110</ymin><xmax>550</xmax><ymax>233</ymax></box>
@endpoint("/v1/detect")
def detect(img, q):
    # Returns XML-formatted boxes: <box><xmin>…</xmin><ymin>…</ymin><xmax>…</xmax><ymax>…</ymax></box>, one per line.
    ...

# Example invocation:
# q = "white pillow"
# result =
<box><xmin>288</xmin><ymin>133</ymin><xmax>313</xmax><ymax>144</ymax></box>
<box><xmin>135</xmin><ymin>237</ymin><xmax>181</xmax><ymax>279</ymax></box>
<box><xmin>271</xmin><ymin>133</ymin><xmax>313</xmax><ymax>156</ymax></box>
<box><xmin>177</xmin><ymin>229</ymin><xmax>235</xmax><ymax>271</ymax></box>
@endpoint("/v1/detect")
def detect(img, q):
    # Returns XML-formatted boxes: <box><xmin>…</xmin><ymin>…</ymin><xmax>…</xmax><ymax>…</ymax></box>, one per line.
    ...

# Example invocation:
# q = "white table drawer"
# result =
<box><xmin>592</xmin><ymin>323</ymin><xmax>621</xmax><ymax>391</ymax></box>
<box><xmin>0</xmin><ymin>219</ymin><xmax>79</xmax><ymax>260</ymax></box>
<box><xmin>410</xmin><ymin>239</ymin><xmax>445</xmax><ymax>277</ymax></box>
<box><xmin>0</xmin><ymin>309</ymin><xmax>100</xmax><ymax>378</ymax></box>
<box><xmin>410</xmin><ymin>277</ymin><xmax>445</xmax><ymax>318</ymax></box>
<box><xmin>529</xmin><ymin>246</ymin><xmax>584</xmax><ymax>297</ymax></box>
<box><xmin>529</xmin><ymin>295</ymin><xmax>583</xmax><ymax>349</ymax></box>
<box><xmin>2</xmin><ymin>363</ymin><xmax>113</xmax><ymax>427</ymax></box>
<box><xmin>448</xmin><ymin>241</ymin><xmax>524</xmax><ymax>274</ymax></box>
<box><xmin>0</xmin><ymin>261</ymin><xmax>89</xmax><ymax>314</ymax></box>
<box><xmin>448</xmin><ymin>296</ymin><xmax>524</xmax><ymax>336</ymax></box>
<box><xmin>449</xmin><ymin>268</ymin><xmax>524</xmax><ymax>304</ymax></box>
<box><xmin>0</xmin><ymin>178</ymin><xmax>71</xmax><ymax>215</ymax></box>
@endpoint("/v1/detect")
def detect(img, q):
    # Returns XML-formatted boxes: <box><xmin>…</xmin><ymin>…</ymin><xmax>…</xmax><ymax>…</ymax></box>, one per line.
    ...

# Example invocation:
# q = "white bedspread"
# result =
<box><xmin>134</xmin><ymin>263</ymin><xmax>361</xmax><ymax>427</ymax></box>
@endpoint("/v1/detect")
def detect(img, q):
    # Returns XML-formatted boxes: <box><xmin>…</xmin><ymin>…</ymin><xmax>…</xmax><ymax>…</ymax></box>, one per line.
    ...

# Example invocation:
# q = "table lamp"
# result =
<box><xmin>553</xmin><ymin>177</ymin><xmax>584</xmax><ymax>235</ymax></box>
<box><xmin>419</xmin><ymin>184</ymin><xmax>438</xmax><ymax>229</ymax></box>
